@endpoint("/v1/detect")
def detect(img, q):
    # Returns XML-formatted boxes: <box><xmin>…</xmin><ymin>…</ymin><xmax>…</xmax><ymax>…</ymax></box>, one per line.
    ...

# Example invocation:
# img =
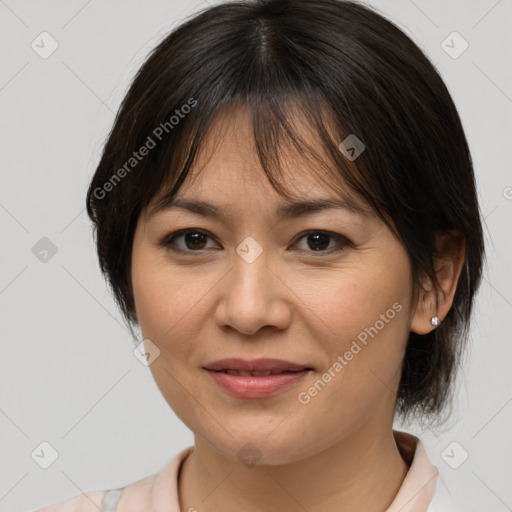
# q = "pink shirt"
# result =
<box><xmin>31</xmin><ymin>430</ymin><xmax>457</xmax><ymax>512</ymax></box>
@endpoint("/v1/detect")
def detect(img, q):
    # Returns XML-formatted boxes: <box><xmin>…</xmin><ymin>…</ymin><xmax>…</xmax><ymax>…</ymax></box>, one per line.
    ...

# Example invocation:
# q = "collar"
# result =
<box><xmin>385</xmin><ymin>430</ymin><xmax>439</xmax><ymax>511</ymax></box>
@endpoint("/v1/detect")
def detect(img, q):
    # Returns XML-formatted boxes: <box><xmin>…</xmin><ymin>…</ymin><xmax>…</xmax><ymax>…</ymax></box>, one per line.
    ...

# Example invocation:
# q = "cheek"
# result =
<box><xmin>131</xmin><ymin>250</ymin><xmax>221</xmax><ymax>384</ymax></box>
<box><xmin>132</xmin><ymin>252</ymin><xmax>203</xmax><ymax>339</ymax></box>
<box><xmin>132</xmin><ymin>255</ymin><xmax>209</xmax><ymax>416</ymax></box>
<box><xmin>294</xmin><ymin>260</ymin><xmax>411</xmax><ymax>344</ymax></box>
<box><xmin>300</xmin><ymin>256</ymin><xmax>412</xmax><ymax>407</ymax></box>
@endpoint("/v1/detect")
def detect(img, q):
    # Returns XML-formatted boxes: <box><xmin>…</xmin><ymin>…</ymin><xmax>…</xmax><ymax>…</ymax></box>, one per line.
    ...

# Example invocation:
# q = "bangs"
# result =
<box><xmin>145</xmin><ymin>93</ymin><xmax>392</xmax><ymax>238</ymax></box>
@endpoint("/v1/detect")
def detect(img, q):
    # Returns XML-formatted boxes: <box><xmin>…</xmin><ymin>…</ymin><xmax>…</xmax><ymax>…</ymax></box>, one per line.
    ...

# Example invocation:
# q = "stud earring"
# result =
<box><xmin>431</xmin><ymin>316</ymin><xmax>440</xmax><ymax>326</ymax></box>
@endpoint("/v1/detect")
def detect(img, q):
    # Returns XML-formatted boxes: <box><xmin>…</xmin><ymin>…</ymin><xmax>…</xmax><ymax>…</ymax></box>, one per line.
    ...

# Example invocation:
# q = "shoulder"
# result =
<box><xmin>29</xmin><ymin>472</ymin><xmax>157</xmax><ymax>512</ymax></box>
<box><xmin>27</xmin><ymin>446</ymin><xmax>194</xmax><ymax>512</ymax></box>
<box><xmin>28</xmin><ymin>489</ymin><xmax>108</xmax><ymax>512</ymax></box>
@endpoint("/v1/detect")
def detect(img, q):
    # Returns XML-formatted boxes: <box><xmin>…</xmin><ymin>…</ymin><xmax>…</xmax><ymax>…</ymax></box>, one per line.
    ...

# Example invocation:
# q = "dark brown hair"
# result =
<box><xmin>86</xmin><ymin>0</ymin><xmax>485</xmax><ymax>423</ymax></box>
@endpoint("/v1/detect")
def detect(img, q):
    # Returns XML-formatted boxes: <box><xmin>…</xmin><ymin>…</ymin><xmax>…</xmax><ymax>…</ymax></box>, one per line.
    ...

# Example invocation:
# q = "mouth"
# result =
<box><xmin>202</xmin><ymin>358</ymin><xmax>314</xmax><ymax>398</ymax></box>
<box><xmin>202</xmin><ymin>357</ymin><xmax>314</xmax><ymax>374</ymax></box>
<box><xmin>207</xmin><ymin>368</ymin><xmax>313</xmax><ymax>376</ymax></box>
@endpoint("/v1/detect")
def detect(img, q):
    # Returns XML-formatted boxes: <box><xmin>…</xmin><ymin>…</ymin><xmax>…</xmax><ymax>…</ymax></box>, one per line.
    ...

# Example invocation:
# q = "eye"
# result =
<box><xmin>293</xmin><ymin>230</ymin><xmax>350</xmax><ymax>254</ymax></box>
<box><xmin>161</xmin><ymin>228</ymin><xmax>350</xmax><ymax>255</ymax></box>
<box><xmin>160</xmin><ymin>229</ymin><xmax>218</xmax><ymax>252</ymax></box>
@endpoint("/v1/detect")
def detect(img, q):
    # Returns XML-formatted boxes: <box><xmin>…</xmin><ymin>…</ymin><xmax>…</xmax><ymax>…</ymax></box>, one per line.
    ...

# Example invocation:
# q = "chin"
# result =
<box><xmin>202</xmin><ymin>427</ymin><xmax>321</xmax><ymax>466</ymax></box>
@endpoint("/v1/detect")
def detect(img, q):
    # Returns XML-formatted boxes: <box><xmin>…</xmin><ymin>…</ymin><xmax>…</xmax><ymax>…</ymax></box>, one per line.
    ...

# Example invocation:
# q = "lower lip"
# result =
<box><xmin>204</xmin><ymin>369</ymin><xmax>311</xmax><ymax>398</ymax></box>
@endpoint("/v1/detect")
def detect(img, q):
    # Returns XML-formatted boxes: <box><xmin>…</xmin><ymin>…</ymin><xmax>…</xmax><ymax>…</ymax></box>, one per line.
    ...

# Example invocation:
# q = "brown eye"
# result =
<box><xmin>161</xmin><ymin>229</ymin><xmax>217</xmax><ymax>252</ymax></box>
<box><xmin>293</xmin><ymin>231</ymin><xmax>350</xmax><ymax>254</ymax></box>
<box><xmin>306</xmin><ymin>233</ymin><xmax>331</xmax><ymax>251</ymax></box>
<box><xmin>160</xmin><ymin>229</ymin><xmax>350</xmax><ymax>256</ymax></box>
<box><xmin>182</xmin><ymin>231</ymin><xmax>208</xmax><ymax>250</ymax></box>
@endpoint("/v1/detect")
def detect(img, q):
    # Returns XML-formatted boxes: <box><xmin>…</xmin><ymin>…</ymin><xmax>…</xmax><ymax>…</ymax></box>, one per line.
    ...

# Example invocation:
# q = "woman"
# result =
<box><xmin>33</xmin><ymin>0</ymin><xmax>485</xmax><ymax>510</ymax></box>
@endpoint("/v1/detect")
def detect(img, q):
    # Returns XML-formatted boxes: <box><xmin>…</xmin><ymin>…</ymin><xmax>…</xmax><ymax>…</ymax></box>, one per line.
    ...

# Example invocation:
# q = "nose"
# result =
<box><xmin>213</xmin><ymin>249</ymin><xmax>292</xmax><ymax>336</ymax></box>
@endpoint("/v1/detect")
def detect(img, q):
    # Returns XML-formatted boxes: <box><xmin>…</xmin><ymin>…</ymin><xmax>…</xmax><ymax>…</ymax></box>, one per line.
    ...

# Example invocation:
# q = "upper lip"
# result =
<box><xmin>203</xmin><ymin>358</ymin><xmax>313</xmax><ymax>372</ymax></box>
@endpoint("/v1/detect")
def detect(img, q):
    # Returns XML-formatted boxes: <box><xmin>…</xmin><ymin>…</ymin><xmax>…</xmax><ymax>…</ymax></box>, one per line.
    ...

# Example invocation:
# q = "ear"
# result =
<box><xmin>410</xmin><ymin>229</ymin><xmax>466</xmax><ymax>335</ymax></box>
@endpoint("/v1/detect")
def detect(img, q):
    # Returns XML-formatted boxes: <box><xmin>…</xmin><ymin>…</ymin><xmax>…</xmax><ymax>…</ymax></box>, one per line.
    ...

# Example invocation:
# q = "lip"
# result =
<box><xmin>202</xmin><ymin>358</ymin><xmax>314</xmax><ymax>399</ymax></box>
<box><xmin>204</xmin><ymin>368</ymin><xmax>312</xmax><ymax>398</ymax></box>
<box><xmin>202</xmin><ymin>358</ymin><xmax>313</xmax><ymax>373</ymax></box>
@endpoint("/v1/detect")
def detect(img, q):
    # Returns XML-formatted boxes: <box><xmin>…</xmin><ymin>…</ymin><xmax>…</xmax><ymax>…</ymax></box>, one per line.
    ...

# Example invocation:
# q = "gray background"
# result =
<box><xmin>1</xmin><ymin>0</ymin><xmax>511</xmax><ymax>510</ymax></box>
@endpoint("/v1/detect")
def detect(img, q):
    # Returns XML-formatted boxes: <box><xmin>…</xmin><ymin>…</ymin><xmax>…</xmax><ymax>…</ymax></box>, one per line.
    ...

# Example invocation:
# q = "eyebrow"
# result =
<box><xmin>148</xmin><ymin>195</ymin><xmax>373</xmax><ymax>221</ymax></box>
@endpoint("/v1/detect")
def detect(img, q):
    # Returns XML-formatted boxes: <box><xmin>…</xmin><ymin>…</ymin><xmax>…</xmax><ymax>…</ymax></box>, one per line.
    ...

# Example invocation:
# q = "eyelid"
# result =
<box><xmin>160</xmin><ymin>228</ymin><xmax>352</xmax><ymax>255</ymax></box>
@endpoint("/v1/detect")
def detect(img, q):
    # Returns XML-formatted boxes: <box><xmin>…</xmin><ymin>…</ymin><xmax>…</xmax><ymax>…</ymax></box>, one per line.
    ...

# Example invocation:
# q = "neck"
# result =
<box><xmin>178</xmin><ymin>422</ymin><xmax>409</xmax><ymax>512</ymax></box>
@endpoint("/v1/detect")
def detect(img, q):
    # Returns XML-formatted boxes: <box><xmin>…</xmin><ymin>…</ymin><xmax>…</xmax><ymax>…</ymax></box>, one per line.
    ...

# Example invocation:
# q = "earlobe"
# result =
<box><xmin>410</xmin><ymin>230</ymin><xmax>466</xmax><ymax>335</ymax></box>
<box><xmin>410</xmin><ymin>280</ymin><xmax>438</xmax><ymax>335</ymax></box>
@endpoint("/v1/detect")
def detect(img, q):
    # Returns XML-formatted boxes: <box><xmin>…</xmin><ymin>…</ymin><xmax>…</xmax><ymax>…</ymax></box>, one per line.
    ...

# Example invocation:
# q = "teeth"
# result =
<box><xmin>225</xmin><ymin>370</ymin><xmax>272</xmax><ymax>376</ymax></box>
<box><xmin>223</xmin><ymin>369</ymin><xmax>300</xmax><ymax>376</ymax></box>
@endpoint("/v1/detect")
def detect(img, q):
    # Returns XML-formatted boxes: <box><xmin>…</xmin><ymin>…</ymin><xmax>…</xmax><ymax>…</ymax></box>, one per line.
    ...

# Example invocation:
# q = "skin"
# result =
<box><xmin>131</xmin><ymin>106</ymin><xmax>466</xmax><ymax>511</ymax></box>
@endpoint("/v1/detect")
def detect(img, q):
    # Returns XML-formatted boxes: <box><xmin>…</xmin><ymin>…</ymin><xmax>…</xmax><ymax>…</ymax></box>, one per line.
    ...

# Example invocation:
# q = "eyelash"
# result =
<box><xmin>159</xmin><ymin>228</ymin><xmax>351</xmax><ymax>256</ymax></box>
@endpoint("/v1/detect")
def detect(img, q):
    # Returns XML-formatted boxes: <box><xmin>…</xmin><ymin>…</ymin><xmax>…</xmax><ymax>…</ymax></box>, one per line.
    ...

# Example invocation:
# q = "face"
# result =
<box><xmin>131</xmin><ymin>106</ymin><xmax>417</xmax><ymax>465</ymax></box>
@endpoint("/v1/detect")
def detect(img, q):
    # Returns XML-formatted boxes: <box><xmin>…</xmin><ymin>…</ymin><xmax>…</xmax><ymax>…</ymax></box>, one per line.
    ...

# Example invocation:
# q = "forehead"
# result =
<box><xmin>183</xmin><ymin>104</ymin><xmax>320</xmax><ymax>191</ymax></box>
<box><xmin>147</xmin><ymin>103</ymin><xmax>373</xmax><ymax>218</ymax></box>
